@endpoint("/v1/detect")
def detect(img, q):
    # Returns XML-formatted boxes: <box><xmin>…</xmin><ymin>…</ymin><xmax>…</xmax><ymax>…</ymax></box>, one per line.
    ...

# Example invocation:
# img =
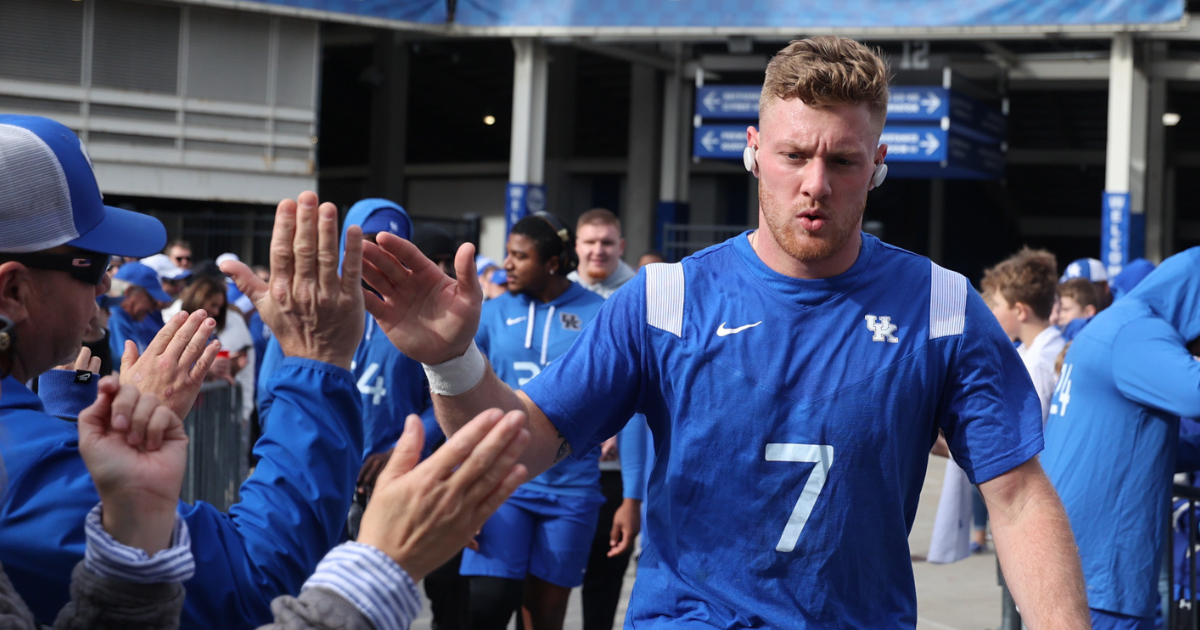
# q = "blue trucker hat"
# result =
<box><xmin>0</xmin><ymin>115</ymin><xmax>166</xmax><ymax>257</ymax></box>
<box><xmin>115</xmin><ymin>262</ymin><xmax>173</xmax><ymax>304</ymax></box>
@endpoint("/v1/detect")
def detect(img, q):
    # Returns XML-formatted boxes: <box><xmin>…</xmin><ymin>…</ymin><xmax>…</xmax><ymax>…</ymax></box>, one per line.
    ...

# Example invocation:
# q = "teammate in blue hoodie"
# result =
<box><xmin>459</xmin><ymin>213</ymin><xmax>607</xmax><ymax>630</ymax></box>
<box><xmin>1043</xmin><ymin>247</ymin><xmax>1200</xmax><ymax>630</ymax></box>
<box><xmin>258</xmin><ymin>199</ymin><xmax>431</xmax><ymax>463</ymax></box>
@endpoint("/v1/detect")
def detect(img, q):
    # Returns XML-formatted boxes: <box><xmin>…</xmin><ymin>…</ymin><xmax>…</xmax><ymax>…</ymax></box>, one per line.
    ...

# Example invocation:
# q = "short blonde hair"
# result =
<box><xmin>761</xmin><ymin>36</ymin><xmax>891</xmax><ymax>131</ymax></box>
<box><xmin>981</xmin><ymin>247</ymin><xmax>1059</xmax><ymax>321</ymax></box>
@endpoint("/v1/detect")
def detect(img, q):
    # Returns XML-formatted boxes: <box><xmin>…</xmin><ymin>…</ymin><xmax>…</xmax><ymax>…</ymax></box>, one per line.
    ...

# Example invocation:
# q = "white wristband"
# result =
<box><xmin>423</xmin><ymin>340</ymin><xmax>486</xmax><ymax>396</ymax></box>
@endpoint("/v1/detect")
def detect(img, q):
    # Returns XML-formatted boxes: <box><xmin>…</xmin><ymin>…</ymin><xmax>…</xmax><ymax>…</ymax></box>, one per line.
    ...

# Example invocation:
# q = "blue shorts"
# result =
<box><xmin>1089</xmin><ymin>608</ymin><xmax>1153</xmax><ymax>630</ymax></box>
<box><xmin>460</xmin><ymin>487</ymin><xmax>604</xmax><ymax>588</ymax></box>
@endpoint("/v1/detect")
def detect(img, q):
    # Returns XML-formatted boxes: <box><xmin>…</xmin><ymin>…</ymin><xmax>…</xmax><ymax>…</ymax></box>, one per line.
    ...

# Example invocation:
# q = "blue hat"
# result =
<box><xmin>115</xmin><ymin>262</ymin><xmax>172</xmax><ymax>303</ymax></box>
<box><xmin>359</xmin><ymin>208</ymin><xmax>412</xmax><ymax>238</ymax></box>
<box><xmin>0</xmin><ymin>115</ymin><xmax>166</xmax><ymax>257</ymax></box>
<box><xmin>1060</xmin><ymin>258</ymin><xmax>1107</xmax><ymax>283</ymax></box>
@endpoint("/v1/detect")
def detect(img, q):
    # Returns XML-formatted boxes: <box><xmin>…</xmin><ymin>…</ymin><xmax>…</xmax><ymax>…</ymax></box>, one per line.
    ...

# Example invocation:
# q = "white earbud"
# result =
<box><xmin>743</xmin><ymin>146</ymin><xmax>757</xmax><ymax>173</ymax></box>
<box><xmin>871</xmin><ymin>163</ymin><xmax>888</xmax><ymax>189</ymax></box>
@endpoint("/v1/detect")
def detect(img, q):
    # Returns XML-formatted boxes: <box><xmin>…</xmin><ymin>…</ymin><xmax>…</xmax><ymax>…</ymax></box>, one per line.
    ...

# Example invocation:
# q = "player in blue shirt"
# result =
<box><xmin>359</xmin><ymin>37</ymin><xmax>1088</xmax><ymax>628</ymax></box>
<box><xmin>459</xmin><ymin>213</ymin><xmax>607</xmax><ymax>630</ymax></box>
<box><xmin>1043</xmin><ymin>247</ymin><xmax>1200</xmax><ymax>630</ymax></box>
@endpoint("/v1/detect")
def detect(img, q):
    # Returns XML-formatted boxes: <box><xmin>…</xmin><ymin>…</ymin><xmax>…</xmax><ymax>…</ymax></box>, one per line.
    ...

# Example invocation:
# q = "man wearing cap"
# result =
<box><xmin>1058</xmin><ymin>257</ymin><xmax>1113</xmax><ymax>342</ymax></box>
<box><xmin>0</xmin><ymin>115</ymin><xmax>370</xmax><ymax>630</ymax></box>
<box><xmin>108</xmin><ymin>261</ymin><xmax>173</xmax><ymax>361</ymax></box>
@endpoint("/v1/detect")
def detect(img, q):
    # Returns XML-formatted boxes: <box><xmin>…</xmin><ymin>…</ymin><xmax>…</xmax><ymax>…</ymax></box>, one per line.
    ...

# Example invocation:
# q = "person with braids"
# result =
<box><xmin>458</xmin><ymin>213</ymin><xmax>607</xmax><ymax>630</ymax></box>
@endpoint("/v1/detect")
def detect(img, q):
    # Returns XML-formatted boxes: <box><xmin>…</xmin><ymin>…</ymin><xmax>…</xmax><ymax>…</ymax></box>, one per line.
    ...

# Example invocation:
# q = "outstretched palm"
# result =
<box><xmin>361</xmin><ymin>233</ymin><xmax>483</xmax><ymax>365</ymax></box>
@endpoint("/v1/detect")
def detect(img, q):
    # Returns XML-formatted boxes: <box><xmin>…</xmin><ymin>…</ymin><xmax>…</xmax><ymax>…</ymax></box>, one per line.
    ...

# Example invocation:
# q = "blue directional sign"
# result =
<box><xmin>879</xmin><ymin>126</ymin><xmax>1004</xmax><ymax>180</ymax></box>
<box><xmin>696</xmin><ymin>86</ymin><xmax>762</xmax><ymax>119</ymax></box>
<box><xmin>888</xmin><ymin>86</ymin><xmax>1006</xmax><ymax>144</ymax></box>
<box><xmin>887</xmin><ymin>87</ymin><xmax>950</xmax><ymax>121</ymax></box>
<box><xmin>1101</xmin><ymin>192</ymin><xmax>1145</xmax><ymax>278</ymax></box>
<box><xmin>693</xmin><ymin>125</ymin><xmax>750</xmax><ymax>160</ymax></box>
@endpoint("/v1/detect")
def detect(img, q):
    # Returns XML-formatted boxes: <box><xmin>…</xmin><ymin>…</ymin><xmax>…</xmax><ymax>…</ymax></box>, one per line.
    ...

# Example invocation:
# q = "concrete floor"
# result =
<box><xmin>411</xmin><ymin>456</ymin><xmax>1002</xmax><ymax>630</ymax></box>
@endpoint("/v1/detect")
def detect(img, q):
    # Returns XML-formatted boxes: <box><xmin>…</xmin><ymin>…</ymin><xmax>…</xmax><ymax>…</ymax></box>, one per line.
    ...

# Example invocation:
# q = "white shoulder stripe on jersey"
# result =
<box><xmin>929</xmin><ymin>261</ymin><xmax>967</xmax><ymax>339</ymax></box>
<box><xmin>646</xmin><ymin>262</ymin><xmax>684</xmax><ymax>337</ymax></box>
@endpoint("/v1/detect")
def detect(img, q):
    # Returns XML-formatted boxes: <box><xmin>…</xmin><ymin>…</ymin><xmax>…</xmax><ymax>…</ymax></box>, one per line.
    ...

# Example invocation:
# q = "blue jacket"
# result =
<box><xmin>259</xmin><ymin>199</ymin><xmax>429</xmax><ymax>458</ymax></box>
<box><xmin>1043</xmin><ymin>246</ymin><xmax>1200</xmax><ymax>618</ymax></box>
<box><xmin>107</xmin><ymin>307</ymin><xmax>160</xmax><ymax>360</ymax></box>
<box><xmin>0</xmin><ymin>358</ymin><xmax>364</xmax><ymax>629</ymax></box>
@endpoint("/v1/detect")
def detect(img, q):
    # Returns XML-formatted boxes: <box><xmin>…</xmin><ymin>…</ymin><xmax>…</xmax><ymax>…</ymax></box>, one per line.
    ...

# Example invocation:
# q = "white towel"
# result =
<box><xmin>927</xmin><ymin>457</ymin><xmax>974</xmax><ymax>564</ymax></box>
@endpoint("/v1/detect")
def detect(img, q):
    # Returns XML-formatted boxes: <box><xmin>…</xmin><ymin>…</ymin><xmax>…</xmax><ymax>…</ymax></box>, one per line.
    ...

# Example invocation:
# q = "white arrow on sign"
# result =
<box><xmin>920</xmin><ymin>92</ymin><xmax>942</xmax><ymax>114</ymax></box>
<box><xmin>701</xmin><ymin>131</ymin><xmax>720</xmax><ymax>152</ymax></box>
<box><xmin>702</xmin><ymin>91</ymin><xmax>721</xmax><ymax>112</ymax></box>
<box><xmin>918</xmin><ymin>132</ymin><xmax>940</xmax><ymax>155</ymax></box>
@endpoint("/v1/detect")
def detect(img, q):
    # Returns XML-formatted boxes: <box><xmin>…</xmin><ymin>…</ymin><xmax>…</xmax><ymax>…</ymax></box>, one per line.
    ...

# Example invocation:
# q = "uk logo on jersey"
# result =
<box><xmin>864</xmin><ymin>315</ymin><xmax>899</xmax><ymax>343</ymax></box>
<box><xmin>560</xmin><ymin>312</ymin><xmax>582</xmax><ymax>331</ymax></box>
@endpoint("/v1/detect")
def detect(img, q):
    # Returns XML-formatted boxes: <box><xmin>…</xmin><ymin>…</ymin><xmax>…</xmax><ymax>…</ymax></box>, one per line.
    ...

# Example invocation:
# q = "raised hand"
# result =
<box><xmin>78</xmin><ymin>377</ymin><xmax>188</xmax><ymax>555</ymax></box>
<box><xmin>356</xmin><ymin>410</ymin><xmax>529</xmax><ymax>582</ymax></box>
<box><xmin>361</xmin><ymin>234</ymin><xmax>482</xmax><ymax>365</ymax></box>
<box><xmin>120</xmin><ymin>309</ymin><xmax>220</xmax><ymax>418</ymax></box>
<box><xmin>220</xmin><ymin>191</ymin><xmax>364</xmax><ymax>370</ymax></box>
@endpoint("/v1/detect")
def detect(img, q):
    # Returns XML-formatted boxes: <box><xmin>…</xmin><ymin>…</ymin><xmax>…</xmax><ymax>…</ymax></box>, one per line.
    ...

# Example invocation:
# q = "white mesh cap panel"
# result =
<box><xmin>0</xmin><ymin>124</ymin><xmax>78</xmax><ymax>252</ymax></box>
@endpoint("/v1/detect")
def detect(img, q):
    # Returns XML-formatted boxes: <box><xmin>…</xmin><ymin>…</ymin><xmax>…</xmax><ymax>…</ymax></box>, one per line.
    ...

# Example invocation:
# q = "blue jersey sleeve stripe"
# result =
<box><xmin>929</xmin><ymin>261</ymin><xmax>967</xmax><ymax>339</ymax></box>
<box><xmin>646</xmin><ymin>263</ymin><xmax>684</xmax><ymax>337</ymax></box>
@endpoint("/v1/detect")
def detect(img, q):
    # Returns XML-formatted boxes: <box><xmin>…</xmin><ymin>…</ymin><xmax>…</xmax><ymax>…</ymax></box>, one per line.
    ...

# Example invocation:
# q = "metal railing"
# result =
<box><xmin>1171</xmin><ymin>483</ymin><xmax>1200</xmax><ymax>630</ymax></box>
<box><xmin>181</xmin><ymin>381</ymin><xmax>249</xmax><ymax>513</ymax></box>
<box><xmin>661</xmin><ymin>223</ymin><xmax>749</xmax><ymax>262</ymax></box>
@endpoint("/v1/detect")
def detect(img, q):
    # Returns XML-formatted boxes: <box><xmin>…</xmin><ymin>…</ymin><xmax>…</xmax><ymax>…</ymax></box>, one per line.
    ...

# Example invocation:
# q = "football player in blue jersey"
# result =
<box><xmin>358</xmin><ymin>37</ymin><xmax>1088</xmax><ymax>628</ymax></box>
<box><xmin>459</xmin><ymin>213</ymin><xmax>607</xmax><ymax>630</ymax></box>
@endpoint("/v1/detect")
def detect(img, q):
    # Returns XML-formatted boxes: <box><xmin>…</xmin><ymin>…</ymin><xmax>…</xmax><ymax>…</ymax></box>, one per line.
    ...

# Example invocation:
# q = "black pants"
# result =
<box><xmin>425</xmin><ymin>551</ymin><xmax>471</xmax><ymax>630</ymax></box>
<box><xmin>581</xmin><ymin>471</ymin><xmax>635</xmax><ymax>630</ymax></box>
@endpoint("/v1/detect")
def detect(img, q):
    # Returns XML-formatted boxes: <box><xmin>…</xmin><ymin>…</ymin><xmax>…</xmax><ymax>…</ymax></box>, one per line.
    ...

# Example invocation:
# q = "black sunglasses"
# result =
<box><xmin>0</xmin><ymin>314</ymin><xmax>13</xmax><ymax>380</ymax></box>
<box><xmin>0</xmin><ymin>252</ymin><xmax>112</xmax><ymax>286</ymax></box>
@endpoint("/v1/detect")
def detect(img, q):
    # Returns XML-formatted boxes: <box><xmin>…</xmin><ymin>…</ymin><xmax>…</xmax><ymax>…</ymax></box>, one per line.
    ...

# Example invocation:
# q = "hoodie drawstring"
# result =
<box><xmin>524</xmin><ymin>301</ymin><xmax>536</xmax><ymax>350</ymax></box>
<box><xmin>541</xmin><ymin>306</ymin><xmax>555</xmax><ymax>366</ymax></box>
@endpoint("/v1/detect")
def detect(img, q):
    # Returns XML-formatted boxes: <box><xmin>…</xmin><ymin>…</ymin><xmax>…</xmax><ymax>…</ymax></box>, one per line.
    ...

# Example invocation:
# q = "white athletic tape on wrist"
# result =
<box><xmin>423</xmin><ymin>340</ymin><xmax>486</xmax><ymax>396</ymax></box>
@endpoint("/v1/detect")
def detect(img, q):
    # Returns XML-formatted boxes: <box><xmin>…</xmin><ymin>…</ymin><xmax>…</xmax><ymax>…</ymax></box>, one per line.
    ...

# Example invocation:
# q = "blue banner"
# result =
<box><xmin>887</xmin><ymin>87</ymin><xmax>949</xmax><ymax>121</ymax></box>
<box><xmin>506</xmin><ymin>183</ymin><xmax>547</xmax><ymax>236</ymax></box>
<box><xmin>696</xmin><ymin>86</ymin><xmax>762</xmax><ymax>120</ymax></box>
<box><xmin>879</xmin><ymin>126</ymin><xmax>947</xmax><ymax>162</ymax></box>
<box><xmin>456</xmin><ymin>0</ymin><xmax>1182</xmax><ymax>28</ymax></box>
<box><xmin>217</xmin><ymin>0</ymin><xmax>446</xmax><ymax>22</ymax></box>
<box><xmin>1101</xmin><ymin>192</ymin><xmax>1145</xmax><ymax>278</ymax></box>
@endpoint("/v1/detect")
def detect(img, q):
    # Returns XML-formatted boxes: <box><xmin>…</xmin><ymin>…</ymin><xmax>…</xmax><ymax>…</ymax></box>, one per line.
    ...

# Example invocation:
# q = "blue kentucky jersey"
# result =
<box><xmin>522</xmin><ymin>232</ymin><xmax>1044</xmax><ymax>628</ymax></box>
<box><xmin>479</xmin><ymin>282</ymin><xmax>606</xmax><ymax>498</ymax></box>
<box><xmin>352</xmin><ymin>313</ymin><xmax>431</xmax><ymax>456</ymax></box>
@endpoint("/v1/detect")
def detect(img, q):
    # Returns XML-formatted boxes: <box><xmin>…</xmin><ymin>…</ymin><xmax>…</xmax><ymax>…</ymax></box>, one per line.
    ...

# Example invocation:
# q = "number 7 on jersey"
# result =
<box><xmin>766</xmin><ymin>443</ymin><xmax>835</xmax><ymax>552</ymax></box>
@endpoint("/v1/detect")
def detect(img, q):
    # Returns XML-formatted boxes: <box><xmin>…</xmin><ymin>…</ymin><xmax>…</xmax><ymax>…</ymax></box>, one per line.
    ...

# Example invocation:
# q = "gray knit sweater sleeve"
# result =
<box><xmin>257</xmin><ymin>587</ymin><xmax>377</xmax><ymax>630</ymax></box>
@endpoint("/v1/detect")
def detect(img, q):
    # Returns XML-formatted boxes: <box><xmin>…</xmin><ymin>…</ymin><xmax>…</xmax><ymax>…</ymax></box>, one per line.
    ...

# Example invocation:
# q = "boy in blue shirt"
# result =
<box><xmin>359</xmin><ymin>37</ymin><xmax>1089</xmax><ymax>628</ymax></box>
<box><xmin>460</xmin><ymin>213</ymin><xmax>607</xmax><ymax>630</ymax></box>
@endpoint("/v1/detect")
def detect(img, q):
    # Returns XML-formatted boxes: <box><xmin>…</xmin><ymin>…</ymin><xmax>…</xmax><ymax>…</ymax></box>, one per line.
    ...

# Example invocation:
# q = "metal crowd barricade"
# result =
<box><xmin>180</xmin><ymin>381</ymin><xmax>249</xmax><ymax>513</ymax></box>
<box><xmin>1171</xmin><ymin>483</ymin><xmax>1200</xmax><ymax>630</ymax></box>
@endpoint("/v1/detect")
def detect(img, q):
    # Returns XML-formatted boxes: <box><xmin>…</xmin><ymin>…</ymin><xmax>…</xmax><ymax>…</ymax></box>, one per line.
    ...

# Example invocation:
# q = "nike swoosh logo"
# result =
<box><xmin>506</xmin><ymin>317</ymin><xmax>527</xmax><ymax>326</ymax></box>
<box><xmin>717</xmin><ymin>321</ymin><xmax>762</xmax><ymax>337</ymax></box>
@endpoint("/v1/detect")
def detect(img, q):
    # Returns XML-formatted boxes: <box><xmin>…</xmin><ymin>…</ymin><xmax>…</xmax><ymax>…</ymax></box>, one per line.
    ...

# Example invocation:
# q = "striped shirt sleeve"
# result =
<box><xmin>84</xmin><ymin>503</ymin><xmax>196</xmax><ymax>584</ymax></box>
<box><xmin>302</xmin><ymin>542</ymin><xmax>422</xmax><ymax>630</ymax></box>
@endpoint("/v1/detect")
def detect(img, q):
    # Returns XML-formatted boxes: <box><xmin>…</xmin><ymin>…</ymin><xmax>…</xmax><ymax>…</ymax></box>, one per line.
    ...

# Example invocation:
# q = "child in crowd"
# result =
<box><xmin>981</xmin><ymin>247</ymin><xmax>1065</xmax><ymax>422</ymax></box>
<box><xmin>1057</xmin><ymin>278</ymin><xmax>1098</xmax><ymax>328</ymax></box>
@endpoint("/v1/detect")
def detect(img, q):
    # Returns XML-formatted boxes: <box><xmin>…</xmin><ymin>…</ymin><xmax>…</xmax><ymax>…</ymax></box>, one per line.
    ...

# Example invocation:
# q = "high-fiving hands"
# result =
<box><xmin>361</xmin><ymin>233</ymin><xmax>483</xmax><ymax>366</ymax></box>
<box><xmin>120</xmin><ymin>309</ymin><xmax>221</xmax><ymax>418</ymax></box>
<box><xmin>78</xmin><ymin>377</ymin><xmax>187</xmax><ymax>555</ymax></box>
<box><xmin>356</xmin><ymin>410</ymin><xmax>529</xmax><ymax>582</ymax></box>
<box><xmin>221</xmin><ymin>191</ymin><xmax>364</xmax><ymax>370</ymax></box>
